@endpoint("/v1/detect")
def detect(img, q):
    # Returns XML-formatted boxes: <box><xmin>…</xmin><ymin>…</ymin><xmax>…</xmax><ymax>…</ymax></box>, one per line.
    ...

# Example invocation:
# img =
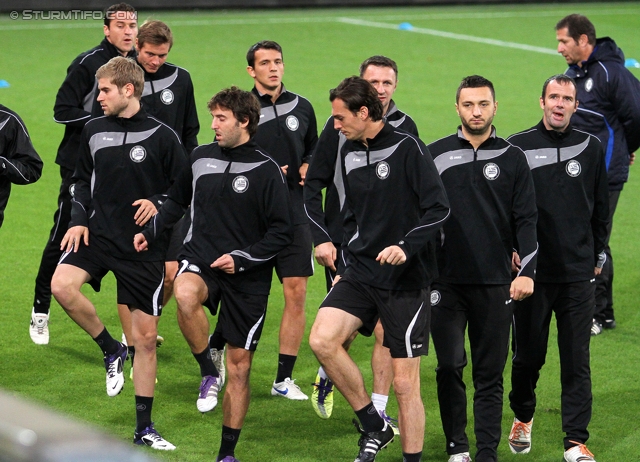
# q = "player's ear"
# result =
<box><xmin>246</xmin><ymin>66</ymin><xmax>256</xmax><ymax>78</ymax></box>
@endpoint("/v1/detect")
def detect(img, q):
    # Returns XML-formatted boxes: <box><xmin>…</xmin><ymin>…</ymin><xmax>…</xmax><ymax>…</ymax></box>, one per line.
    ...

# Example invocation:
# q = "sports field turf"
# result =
<box><xmin>1</xmin><ymin>2</ymin><xmax>639</xmax><ymax>461</ymax></box>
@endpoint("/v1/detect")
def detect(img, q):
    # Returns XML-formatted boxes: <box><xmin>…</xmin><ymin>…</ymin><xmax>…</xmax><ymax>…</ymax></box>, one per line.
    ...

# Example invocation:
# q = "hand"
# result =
<box><xmin>299</xmin><ymin>162</ymin><xmax>309</xmax><ymax>186</ymax></box>
<box><xmin>60</xmin><ymin>226</ymin><xmax>89</xmax><ymax>253</ymax></box>
<box><xmin>133</xmin><ymin>199</ymin><xmax>157</xmax><ymax>226</ymax></box>
<box><xmin>314</xmin><ymin>242</ymin><xmax>337</xmax><ymax>270</ymax></box>
<box><xmin>511</xmin><ymin>251</ymin><xmax>521</xmax><ymax>272</ymax></box>
<box><xmin>630</xmin><ymin>152</ymin><xmax>635</xmax><ymax>166</ymax></box>
<box><xmin>510</xmin><ymin>276</ymin><xmax>534</xmax><ymax>301</ymax></box>
<box><xmin>281</xmin><ymin>164</ymin><xmax>289</xmax><ymax>176</ymax></box>
<box><xmin>133</xmin><ymin>233</ymin><xmax>148</xmax><ymax>252</ymax></box>
<box><xmin>212</xmin><ymin>254</ymin><xmax>235</xmax><ymax>274</ymax></box>
<box><xmin>376</xmin><ymin>245</ymin><xmax>406</xmax><ymax>266</ymax></box>
<box><xmin>594</xmin><ymin>266</ymin><xmax>602</xmax><ymax>276</ymax></box>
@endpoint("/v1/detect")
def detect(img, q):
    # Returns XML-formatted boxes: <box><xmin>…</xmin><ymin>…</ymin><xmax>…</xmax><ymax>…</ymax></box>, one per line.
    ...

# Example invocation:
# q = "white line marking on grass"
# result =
<box><xmin>366</xmin><ymin>9</ymin><xmax>639</xmax><ymax>21</ymax></box>
<box><xmin>337</xmin><ymin>17</ymin><xmax>558</xmax><ymax>55</ymax></box>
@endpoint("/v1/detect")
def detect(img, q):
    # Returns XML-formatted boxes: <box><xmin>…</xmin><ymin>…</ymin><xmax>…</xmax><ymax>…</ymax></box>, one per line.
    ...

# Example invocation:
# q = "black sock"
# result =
<box><xmin>135</xmin><ymin>395</ymin><xmax>153</xmax><ymax>432</ymax></box>
<box><xmin>193</xmin><ymin>347</ymin><xmax>218</xmax><ymax>377</ymax></box>
<box><xmin>93</xmin><ymin>328</ymin><xmax>120</xmax><ymax>356</ymax></box>
<box><xmin>128</xmin><ymin>346</ymin><xmax>135</xmax><ymax>366</ymax></box>
<box><xmin>275</xmin><ymin>354</ymin><xmax>297</xmax><ymax>383</ymax></box>
<box><xmin>355</xmin><ymin>402</ymin><xmax>384</xmax><ymax>432</ymax></box>
<box><xmin>403</xmin><ymin>451</ymin><xmax>422</xmax><ymax>462</ymax></box>
<box><xmin>33</xmin><ymin>299</ymin><xmax>49</xmax><ymax>315</ymax></box>
<box><xmin>209</xmin><ymin>330</ymin><xmax>225</xmax><ymax>350</ymax></box>
<box><xmin>218</xmin><ymin>425</ymin><xmax>241</xmax><ymax>459</ymax></box>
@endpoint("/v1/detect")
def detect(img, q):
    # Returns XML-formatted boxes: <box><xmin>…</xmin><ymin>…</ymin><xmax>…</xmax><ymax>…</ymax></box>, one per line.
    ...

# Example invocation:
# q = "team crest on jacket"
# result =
<box><xmin>160</xmin><ymin>89</ymin><xmax>174</xmax><ymax>105</ymax></box>
<box><xmin>483</xmin><ymin>162</ymin><xmax>500</xmax><ymax>180</ymax></box>
<box><xmin>585</xmin><ymin>78</ymin><xmax>594</xmax><ymax>93</ymax></box>
<box><xmin>430</xmin><ymin>290</ymin><xmax>441</xmax><ymax>306</ymax></box>
<box><xmin>232</xmin><ymin>175</ymin><xmax>249</xmax><ymax>193</ymax></box>
<box><xmin>566</xmin><ymin>160</ymin><xmax>581</xmax><ymax>177</ymax></box>
<box><xmin>376</xmin><ymin>161</ymin><xmax>390</xmax><ymax>179</ymax></box>
<box><xmin>286</xmin><ymin>115</ymin><xmax>299</xmax><ymax>131</ymax></box>
<box><xmin>130</xmin><ymin>145</ymin><xmax>146</xmax><ymax>163</ymax></box>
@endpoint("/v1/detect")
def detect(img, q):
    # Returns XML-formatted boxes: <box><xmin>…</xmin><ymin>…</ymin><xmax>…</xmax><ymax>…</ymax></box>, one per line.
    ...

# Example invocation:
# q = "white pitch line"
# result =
<box><xmin>337</xmin><ymin>17</ymin><xmax>558</xmax><ymax>55</ymax></box>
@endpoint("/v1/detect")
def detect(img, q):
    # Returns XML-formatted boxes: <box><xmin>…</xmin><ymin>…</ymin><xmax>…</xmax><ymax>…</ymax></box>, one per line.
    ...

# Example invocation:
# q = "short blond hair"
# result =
<box><xmin>96</xmin><ymin>56</ymin><xmax>144</xmax><ymax>98</ymax></box>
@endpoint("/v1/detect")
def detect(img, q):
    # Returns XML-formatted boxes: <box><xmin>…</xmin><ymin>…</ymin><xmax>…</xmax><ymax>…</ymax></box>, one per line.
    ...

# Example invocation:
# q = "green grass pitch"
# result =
<box><xmin>1</xmin><ymin>2</ymin><xmax>640</xmax><ymax>461</ymax></box>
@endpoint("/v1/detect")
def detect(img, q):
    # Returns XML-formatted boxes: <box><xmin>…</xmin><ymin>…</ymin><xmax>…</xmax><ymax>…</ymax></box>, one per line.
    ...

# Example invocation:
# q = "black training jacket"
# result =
<box><xmin>339</xmin><ymin>123</ymin><xmax>450</xmax><ymax>290</ymax></box>
<box><xmin>142</xmin><ymin>139</ymin><xmax>293</xmax><ymax>295</ymax></box>
<box><xmin>140</xmin><ymin>62</ymin><xmax>199</xmax><ymax>154</ymax></box>
<box><xmin>53</xmin><ymin>38</ymin><xmax>136</xmax><ymax>170</ymax></box>
<box><xmin>508</xmin><ymin>121</ymin><xmax>609</xmax><ymax>283</ymax></box>
<box><xmin>305</xmin><ymin>100</ymin><xmax>419</xmax><ymax>246</ymax></box>
<box><xmin>69</xmin><ymin>108</ymin><xmax>188</xmax><ymax>261</ymax></box>
<box><xmin>252</xmin><ymin>85</ymin><xmax>318</xmax><ymax>224</ymax></box>
<box><xmin>0</xmin><ymin>105</ymin><xmax>43</xmax><ymax>228</ymax></box>
<box><xmin>428</xmin><ymin>128</ymin><xmax>538</xmax><ymax>284</ymax></box>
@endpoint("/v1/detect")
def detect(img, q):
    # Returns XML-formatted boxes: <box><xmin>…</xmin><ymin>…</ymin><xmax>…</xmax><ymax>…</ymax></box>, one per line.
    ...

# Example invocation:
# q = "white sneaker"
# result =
<box><xmin>590</xmin><ymin>319</ymin><xmax>603</xmax><ymax>336</ymax></box>
<box><xmin>564</xmin><ymin>442</ymin><xmax>595</xmax><ymax>462</ymax></box>
<box><xmin>104</xmin><ymin>343</ymin><xmax>127</xmax><ymax>397</ymax></box>
<box><xmin>210</xmin><ymin>346</ymin><xmax>226</xmax><ymax>388</ymax></box>
<box><xmin>197</xmin><ymin>375</ymin><xmax>220</xmax><ymax>412</ymax></box>
<box><xmin>508</xmin><ymin>417</ymin><xmax>533</xmax><ymax>454</ymax></box>
<box><xmin>29</xmin><ymin>309</ymin><xmax>49</xmax><ymax>345</ymax></box>
<box><xmin>134</xmin><ymin>423</ymin><xmax>176</xmax><ymax>450</ymax></box>
<box><xmin>271</xmin><ymin>377</ymin><xmax>308</xmax><ymax>400</ymax></box>
<box><xmin>448</xmin><ymin>452</ymin><xmax>471</xmax><ymax>462</ymax></box>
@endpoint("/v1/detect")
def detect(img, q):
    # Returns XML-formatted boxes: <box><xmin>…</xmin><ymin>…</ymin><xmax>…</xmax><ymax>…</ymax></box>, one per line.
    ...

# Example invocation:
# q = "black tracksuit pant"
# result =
<box><xmin>594</xmin><ymin>190</ymin><xmax>619</xmax><ymax>325</ymax></box>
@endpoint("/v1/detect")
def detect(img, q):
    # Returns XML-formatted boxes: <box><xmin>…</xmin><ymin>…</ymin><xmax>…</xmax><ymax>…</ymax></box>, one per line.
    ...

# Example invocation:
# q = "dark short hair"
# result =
<box><xmin>104</xmin><ymin>3</ymin><xmax>137</xmax><ymax>27</ymax></box>
<box><xmin>541</xmin><ymin>74</ymin><xmax>577</xmax><ymax>99</ymax></box>
<box><xmin>556</xmin><ymin>14</ymin><xmax>596</xmax><ymax>46</ymax></box>
<box><xmin>329</xmin><ymin>76</ymin><xmax>384</xmax><ymax>122</ymax></box>
<box><xmin>96</xmin><ymin>56</ymin><xmax>144</xmax><ymax>98</ymax></box>
<box><xmin>359</xmin><ymin>55</ymin><xmax>398</xmax><ymax>78</ymax></box>
<box><xmin>246</xmin><ymin>40</ymin><xmax>283</xmax><ymax>67</ymax></box>
<box><xmin>207</xmin><ymin>86</ymin><xmax>261</xmax><ymax>138</ymax></box>
<box><xmin>456</xmin><ymin>75</ymin><xmax>495</xmax><ymax>103</ymax></box>
<box><xmin>138</xmin><ymin>20</ymin><xmax>173</xmax><ymax>50</ymax></box>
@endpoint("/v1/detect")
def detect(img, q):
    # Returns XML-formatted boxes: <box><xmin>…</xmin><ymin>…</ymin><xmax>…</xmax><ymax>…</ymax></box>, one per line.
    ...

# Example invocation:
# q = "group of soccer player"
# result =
<box><xmin>8</xmin><ymin>2</ymin><xmax>638</xmax><ymax>462</ymax></box>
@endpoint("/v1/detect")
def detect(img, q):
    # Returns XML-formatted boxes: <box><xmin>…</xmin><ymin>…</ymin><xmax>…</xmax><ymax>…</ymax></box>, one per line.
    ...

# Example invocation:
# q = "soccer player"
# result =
<box><xmin>507</xmin><ymin>75</ymin><xmax>608</xmax><ymax>462</ymax></box>
<box><xmin>0</xmin><ymin>104</ymin><xmax>43</xmax><ymax>228</ymax></box>
<box><xmin>305</xmin><ymin>55</ymin><xmax>418</xmax><ymax>426</ymax></box>
<box><xmin>309</xmin><ymin>76</ymin><xmax>450</xmax><ymax>462</ymax></box>
<box><xmin>118</xmin><ymin>19</ymin><xmax>200</xmax><ymax>370</ymax></box>
<box><xmin>134</xmin><ymin>86</ymin><xmax>293</xmax><ymax>462</ymax></box>
<box><xmin>29</xmin><ymin>2</ymin><xmax>138</xmax><ymax>345</ymax></box>
<box><xmin>428</xmin><ymin>75</ymin><xmax>537</xmax><ymax>462</ymax></box>
<box><xmin>232</xmin><ymin>40</ymin><xmax>317</xmax><ymax>400</ymax></box>
<box><xmin>555</xmin><ymin>14</ymin><xmax>640</xmax><ymax>335</ymax></box>
<box><xmin>50</xmin><ymin>56</ymin><xmax>187</xmax><ymax>450</ymax></box>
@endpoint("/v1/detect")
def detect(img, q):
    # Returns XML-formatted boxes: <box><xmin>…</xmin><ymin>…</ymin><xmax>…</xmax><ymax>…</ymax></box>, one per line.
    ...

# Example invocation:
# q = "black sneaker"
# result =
<box><xmin>603</xmin><ymin>319</ymin><xmax>616</xmax><ymax>329</ymax></box>
<box><xmin>352</xmin><ymin>418</ymin><xmax>394</xmax><ymax>462</ymax></box>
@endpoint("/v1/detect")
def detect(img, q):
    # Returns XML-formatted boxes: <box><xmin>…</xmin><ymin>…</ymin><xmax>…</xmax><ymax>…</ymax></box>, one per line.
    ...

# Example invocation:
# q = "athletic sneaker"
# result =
<box><xmin>156</xmin><ymin>335</ymin><xmax>165</xmax><ymax>347</ymax></box>
<box><xmin>603</xmin><ymin>319</ymin><xmax>616</xmax><ymax>329</ymax></box>
<box><xmin>104</xmin><ymin>342</ymin><xmax>127</xmax><ymax>397</ymax></box>
<box><xmin>590</xmin><ymin>319</ymin><xmax>603</xmax><ymax>336</ymax></box>
<box><xmin>448</xmin><ymin>452</ymin><xmax>471</xmax><ymax>462</ymax></box>
<box><xmin>379</xmin><ymin>410</ymin><xmax>400</xmax><ymax>436</ymax></box>
<box><xmin>216</xmin><ymin>456</ymin><xmax>240</xmax><ymax>462</ymax></box>
<box><xmin>508</xmin><ymin>417</ymin><xmax>533</xmax><ymax>454</ymax></box>
<box><xmin>210</xmin><ymin>346</ymin><xmax>226</xmax><ymax>389</ymax></box>
<box><xmin>271</xmin><ymin>377</ymin><xmax>308</xmax><ymax>400</ymax></box>
<box><xmin>311</xmin><ymin>374</ymin><xmax>334</xmax><ymax>419</ymax></box>
<box><xmin>352</xmin><ymin>419</ymin><xmax>394</xmax><ymax>462</ymax></box>
<box><xmin>563</xmin><ymin>442</ymin><xmax>595</xmax><ymax>462</ymax></box>
<box><xmin>197</xmin><ymin>375</ymin><xmax>220</xmax><ymax>412</ymax></box>
<box><xmin>133</xmin><ymin>423</ymin><xmax>176</xmax><ymax>450</ymax></box>
<box><xmin>29</xmin><ymin>309</ymin><xmax>49</xmax><ymax>345</ymax></box>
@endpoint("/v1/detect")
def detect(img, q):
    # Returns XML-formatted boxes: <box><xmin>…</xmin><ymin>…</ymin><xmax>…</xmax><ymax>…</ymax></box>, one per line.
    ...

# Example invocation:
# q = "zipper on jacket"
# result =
<box><xmin>219</xmin><ymin>161</ymin><xmax>232</xmax><ymax>197</ymax></box>
<box><xmin>272</xmin><ymin>102</ymin><xmax>281</xmax><ymax>135</ymax></box>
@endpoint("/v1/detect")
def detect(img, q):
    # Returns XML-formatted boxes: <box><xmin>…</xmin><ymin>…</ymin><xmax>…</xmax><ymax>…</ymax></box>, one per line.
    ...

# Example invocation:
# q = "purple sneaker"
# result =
<box><xmin>104</xmin><ymin>342</ymin><xmax>127</xmax><ymax>397</ymax></box>
<box><xmin>197</xmin><ymin>375</ymin><xmax>220</xmax><ymax>412</ymax></box>
<box><xmin>216</xmin><ymin>457</ymin><xmax>240</xmax><ymax>462</ymax></box>
<box><xmin>134</xmin><ymin>423</ymin><xmax>176</xmax><ymax>450</ymax></box>
<box><xmin>379</xmin><ymin>410</ymin><xmax>400</xmax><ymax>436</ymax></box>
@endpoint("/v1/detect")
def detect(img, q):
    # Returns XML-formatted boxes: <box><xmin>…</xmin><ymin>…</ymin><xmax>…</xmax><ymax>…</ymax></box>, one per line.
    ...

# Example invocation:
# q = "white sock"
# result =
<box><xmin>371</xmin><ymin>393</ymin><xmax>388</xmax><ymax>413</ymax></box>
<box><xmin>317</xmin><ymin>366</ymin><xmax>328</xmax><ymax>380</ymax></box>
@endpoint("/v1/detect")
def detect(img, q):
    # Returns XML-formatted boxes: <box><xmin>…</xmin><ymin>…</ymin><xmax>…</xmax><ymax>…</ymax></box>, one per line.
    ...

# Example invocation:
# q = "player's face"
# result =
<box><xmin>104</xmin><ymin>11</ymin><xmax>138</xmax><ymax>55</ymax></box>
<box><xmin>332</xmin><ymin>98</ymin><xmax>367</xmax><ymax>142</ymax></box>
<box><xmin>556</xmin><ymin>27</ymin><xmax>584</xmax><ymax>66</ymax></box>
<box><xmin>97</xmin><ymin>78</ymin><xmax>130</xmax><ymax>117</ymax></box>
<box><xmin>540</xmin><ymin>80</ymin><xmax>578</xmax><ymax>132</ymax></box>
<box><xmin>361</xmin><ymin>65</ymin><xmax>397</xmax><ymax>114</ymax></box>
<box><xmin>247</xmin><ymin>48</ymin><xmax>284</xmax><ymax>93</ymax></box>
<box><xmin>456</xmin><ymin>87</ymin><xmax>496</xmax><ymax>137</ymax></box>
<box><xmin>136</xmin><ymin>42</ymin><xmax>170</xmax><ymax>73</ymax></box>
<box><xmin>211</xmin><ymin>106</ymin><xmax>247</xmax><ymax>149</ymax></box>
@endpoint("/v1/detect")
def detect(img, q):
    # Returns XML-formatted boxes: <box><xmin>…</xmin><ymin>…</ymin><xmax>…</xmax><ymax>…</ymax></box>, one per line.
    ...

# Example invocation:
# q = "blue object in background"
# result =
<box><xmin>625</xmin><ymin>58</ymin><xmax>640</xmax><ymax>68</ymax></box>
<box><xmin>0</xmin><ymin>80</ymin><xmax>10</xmax><ymax>88</ymax></box>
<box><xmin>398</xmin><ymin>22</ymin><xmax>413</xmax><ymax>31</ymax></box>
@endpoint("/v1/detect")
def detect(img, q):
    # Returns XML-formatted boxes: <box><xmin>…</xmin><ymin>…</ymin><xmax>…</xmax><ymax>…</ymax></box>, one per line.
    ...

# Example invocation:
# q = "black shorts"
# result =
<box><xmin>320</xmin><ymin>275</ymin><xmax>430</xmax><ymax>358</ymax></box>
<box><xmin>176</xmin><ymin>259</ymin><xmax>268</xmax><ymax>351</ymax></box>
<box><xmin>275</xmin><ymin>223</ymin><xmax>314</xmax><ymax>281</ymax></box>
<box><xmin>58</xmin><ymin>245</ymin><xmax>165</xmax><ymax>316</ymax></box>
<box><xmin>165</xmin><ymin>215</ymin><xmax>189</xmax><ymax>262</ymax></box>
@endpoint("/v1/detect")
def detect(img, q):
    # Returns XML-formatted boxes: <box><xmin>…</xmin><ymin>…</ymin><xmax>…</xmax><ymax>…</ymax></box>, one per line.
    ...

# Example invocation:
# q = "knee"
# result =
<box><xmin>393</xmin><ymin>373</ymin><xmax>420</xmax><ymax>399</ymax></box>
<box><xmin>309</xmin><ymin>327</ymin><xmax>335</xmax><ymax>360</ymax></box>
<box><xmin>173</xmin><ymin>281</ymin><xmax>201</xmax><ymax>314</ymax></box>
<box><xmin>227</xmin><ymin>354</ymin><xmax>252</xmax><ymax>386</ymax></box>
<box><xmin>51</xmin><ymin>273</ymin><xmax>75</xmax><ymax>308</ymax></box>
